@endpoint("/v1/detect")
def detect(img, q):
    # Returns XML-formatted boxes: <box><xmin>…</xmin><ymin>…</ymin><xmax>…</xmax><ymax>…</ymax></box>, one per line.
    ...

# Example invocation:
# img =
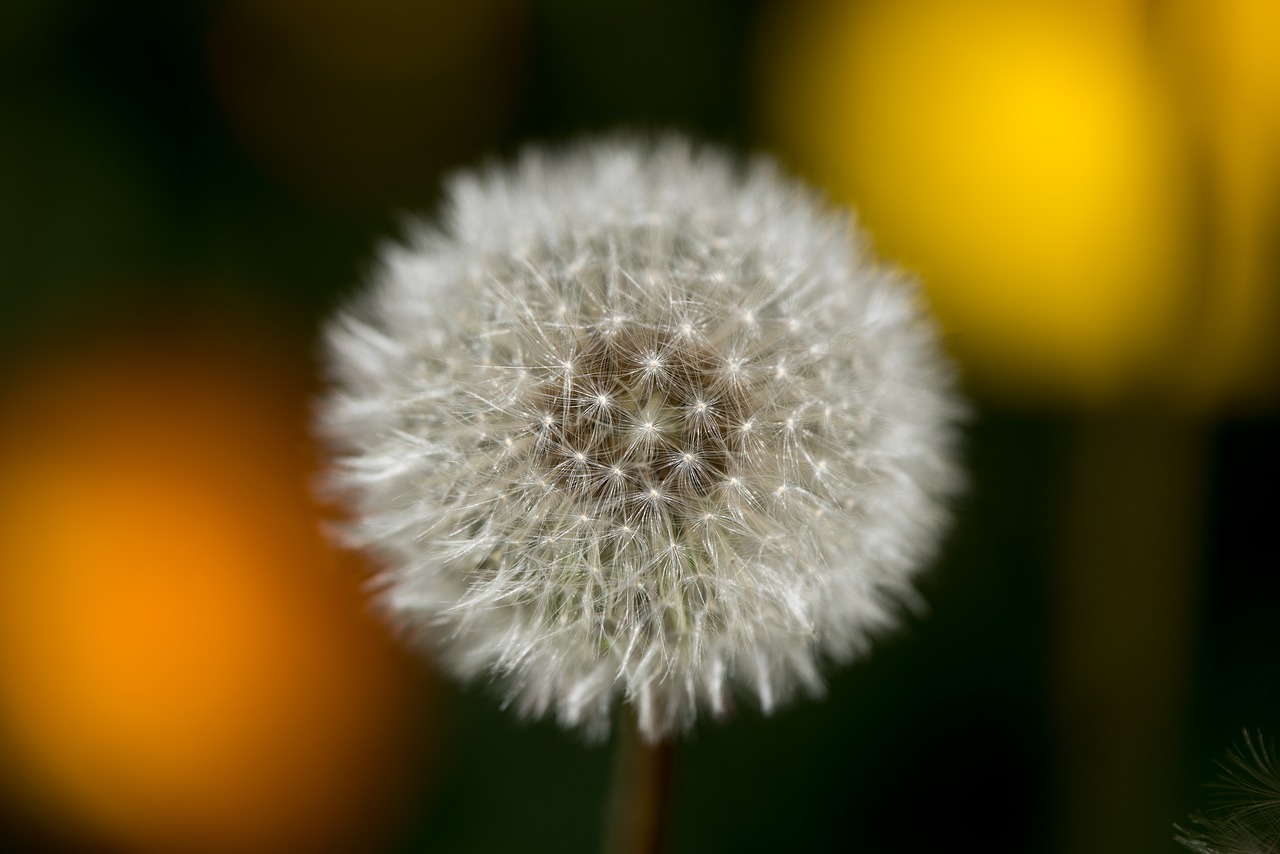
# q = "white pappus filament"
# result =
<box><xmin>319</xmin><ymin>135</ymin><xmax>964</xmax><ymax>742</ymax></box>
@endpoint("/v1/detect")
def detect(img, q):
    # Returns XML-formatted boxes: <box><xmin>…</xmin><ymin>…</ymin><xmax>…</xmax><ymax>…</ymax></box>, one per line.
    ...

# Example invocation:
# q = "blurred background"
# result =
<box><xmin>0</xmin><ymin>1</ymin><xmax>1276</xmax><ymax>852</ymax></box>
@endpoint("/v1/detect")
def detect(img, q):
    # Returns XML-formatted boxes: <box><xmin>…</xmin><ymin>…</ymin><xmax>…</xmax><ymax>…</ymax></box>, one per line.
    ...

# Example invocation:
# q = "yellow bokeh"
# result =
<box><xmin>1161</xmin><ymin>0</ymin><xmax>1280</xmax><ymax>408</ymax></box>
<box><xmin>762</xmin><ymin>0</ymin><xmax>1194</xmax><ymax>405</ymax></box>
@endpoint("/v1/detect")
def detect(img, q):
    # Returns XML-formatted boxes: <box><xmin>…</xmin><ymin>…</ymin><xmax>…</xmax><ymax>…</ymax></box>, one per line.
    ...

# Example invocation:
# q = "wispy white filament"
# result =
<box><xmin>320</xmin><ymin>136</ymin><xmax>964</xmax><ymax>742</ymax></box>
<box><xmin>1177</xmin><ymin>731</ymin><xmax>1280</xmax><ymax>854</ymax></box>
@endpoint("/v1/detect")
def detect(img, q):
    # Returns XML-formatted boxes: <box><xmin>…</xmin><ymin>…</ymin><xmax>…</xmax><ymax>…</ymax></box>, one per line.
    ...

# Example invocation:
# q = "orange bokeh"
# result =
<box><xmin>206</xmin><ymin>0</ymin><xmax>528</xmax><ymax>209</ymax></box>
<box><xmin>0</xmin><ymin>326</ymin><xmax>431</xmax><ymax>852</ymax></box>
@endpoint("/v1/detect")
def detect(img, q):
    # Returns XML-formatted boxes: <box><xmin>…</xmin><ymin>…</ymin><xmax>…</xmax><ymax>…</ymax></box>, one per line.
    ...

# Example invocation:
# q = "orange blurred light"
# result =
<box><xmin>207</xmin><ymin>0</ymin><xmax>528</xmax><ymax>209</ymax></box>
<box><xmin>0</xmin><ymin>330</ymin><xmax>431</xmax><ymax>853</ymax></box>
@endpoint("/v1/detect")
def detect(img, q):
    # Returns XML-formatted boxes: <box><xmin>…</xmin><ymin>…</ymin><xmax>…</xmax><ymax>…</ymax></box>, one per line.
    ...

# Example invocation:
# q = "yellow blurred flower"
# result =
<box><xmin>761</xmin><ymin>0</ymin><xmax>1277</xmax><ymax>408</ymax></box>
<box><xmin>1160</xmin><ymin>0</ymin><xmax>1280</xmax><ymax>408</ymax></box>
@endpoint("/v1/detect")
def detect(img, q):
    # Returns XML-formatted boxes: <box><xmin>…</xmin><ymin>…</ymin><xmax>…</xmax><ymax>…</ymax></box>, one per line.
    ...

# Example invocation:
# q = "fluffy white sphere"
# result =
<box><xmin>320</xmin><ymin>136</ymin><xmax>963</xmax><ymax>742</ymax></box>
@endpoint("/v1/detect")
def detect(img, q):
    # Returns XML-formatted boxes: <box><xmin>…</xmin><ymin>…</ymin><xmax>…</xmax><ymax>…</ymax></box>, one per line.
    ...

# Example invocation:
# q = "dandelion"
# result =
<box><xmin>319</xmin><ymin>135</ymin><xmax>963</xmax><ymax>742</ymax></box>
<box><xmin>1176</xmin><ymin>731</ymin><xmax>1280</xmax><ymax>854</ymax></box>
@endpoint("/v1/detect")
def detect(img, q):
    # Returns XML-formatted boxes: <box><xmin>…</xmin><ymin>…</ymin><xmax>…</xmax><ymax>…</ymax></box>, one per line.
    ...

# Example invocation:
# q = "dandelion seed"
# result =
<box><xmin>319</xmin><ymin>135</ymin><xmax>964</xmax><ymax>742</ymax></box>
<box><xmin>1176</xmin><ymin>731</ymin><xmax>1280</xmax><ymax>854</ymax></box>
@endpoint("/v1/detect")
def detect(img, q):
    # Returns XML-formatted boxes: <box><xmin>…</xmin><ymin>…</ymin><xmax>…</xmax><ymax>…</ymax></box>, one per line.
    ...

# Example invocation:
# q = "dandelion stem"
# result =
<box><xmin>603</xmin><ymin>711</ymin><xmax>675</xmax><ymax>854</ymax></box>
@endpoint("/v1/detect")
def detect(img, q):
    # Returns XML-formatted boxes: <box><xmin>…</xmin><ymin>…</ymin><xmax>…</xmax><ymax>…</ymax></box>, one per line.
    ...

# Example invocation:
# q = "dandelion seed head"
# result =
<box><xmin>319</xmin><ymin>135</ymin><xmax>964</xmax><ymax>742</ymax></box>
<box><xmin>1176</xmin><ymin>731</ymin><xmax>1280</xmax><ymax>854</ymax></box>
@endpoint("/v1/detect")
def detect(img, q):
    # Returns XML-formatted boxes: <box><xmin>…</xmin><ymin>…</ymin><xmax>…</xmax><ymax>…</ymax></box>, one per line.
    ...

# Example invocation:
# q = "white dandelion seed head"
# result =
<box><xmin>319</xmin><ymin>135</ymin><xmax>965</xmax><ymax>742</ymax></box>
<box><xmin>1176</xmin><ymin>731</ymin><xmax>1280</xmax><ymax>854</ymax></box>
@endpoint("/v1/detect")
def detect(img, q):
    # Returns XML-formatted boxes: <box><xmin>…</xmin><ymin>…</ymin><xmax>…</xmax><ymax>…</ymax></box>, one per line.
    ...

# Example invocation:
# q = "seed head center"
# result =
<box><xmin>527</xmin><ymin>328</ymin><xmax>747</xmax><ymax>510</ymax></box>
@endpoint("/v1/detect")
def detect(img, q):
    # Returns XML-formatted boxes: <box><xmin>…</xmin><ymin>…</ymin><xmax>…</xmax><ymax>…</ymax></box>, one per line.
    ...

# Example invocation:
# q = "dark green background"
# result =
<box><xmin>1</xmin><ymin>2</ymin><xmax>1275</xmax><ymax>852</ymax></box>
